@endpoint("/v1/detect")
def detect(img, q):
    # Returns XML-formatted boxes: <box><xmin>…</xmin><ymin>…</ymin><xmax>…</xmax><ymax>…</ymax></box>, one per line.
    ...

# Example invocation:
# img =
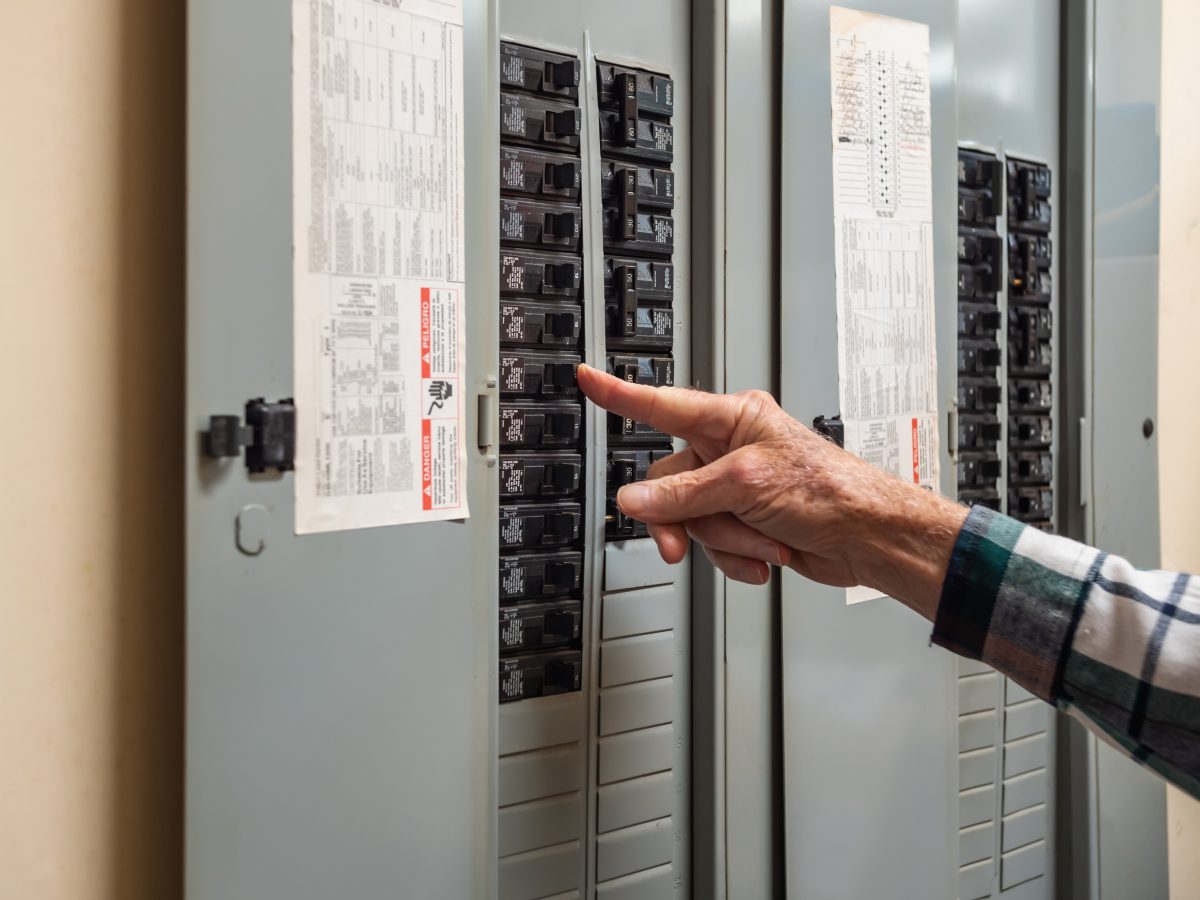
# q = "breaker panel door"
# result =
<box><xmin>778</xmin><ymin>1</ymin><xmax>960</xmax><ymax>896</ymax></box>
<box><xmin>185</xmin><ymin>2</ymin><xmax>497</xmax><ymax>898</ymax></box>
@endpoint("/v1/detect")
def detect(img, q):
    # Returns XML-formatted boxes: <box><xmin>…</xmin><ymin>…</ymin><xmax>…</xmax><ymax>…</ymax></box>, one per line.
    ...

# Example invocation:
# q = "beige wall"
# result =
<box><xmin>0</xmin><ymin>1</ymin><xmax>185</xmax><ymax>899</ymax></box>
<box><xmin>1161</xmin><ymin>0</ymin><xmax>1200</xmax><ymax>896</ymax></box>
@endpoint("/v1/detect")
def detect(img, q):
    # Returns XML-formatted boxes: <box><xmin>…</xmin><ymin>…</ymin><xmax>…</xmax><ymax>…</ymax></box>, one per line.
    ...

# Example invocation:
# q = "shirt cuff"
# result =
<box><xmin>932</xmin><ymin>505</ymin><xmax>1025</xmax><ymax>660</ymax></box>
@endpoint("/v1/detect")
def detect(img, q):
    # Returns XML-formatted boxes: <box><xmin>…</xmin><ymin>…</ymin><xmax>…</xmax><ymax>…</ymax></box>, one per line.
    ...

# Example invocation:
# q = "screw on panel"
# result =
<box><xmin>1143</xmin><ymin>418</ymin><xmax>1155</xmax><ymax>439</ymax></box>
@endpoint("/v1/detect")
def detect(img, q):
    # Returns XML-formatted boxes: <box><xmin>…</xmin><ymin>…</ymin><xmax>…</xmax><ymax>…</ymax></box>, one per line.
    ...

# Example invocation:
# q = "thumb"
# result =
<box><xmin>616</xmin><ymin>450</ymin><xmax>750</xmax><ymax>524</ymax></box>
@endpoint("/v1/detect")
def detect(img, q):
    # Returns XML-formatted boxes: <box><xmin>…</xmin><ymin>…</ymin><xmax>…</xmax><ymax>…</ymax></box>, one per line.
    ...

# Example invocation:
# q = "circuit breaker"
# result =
<box><xmin>1006</xmin><ymin>158</ymin><xmax>1054</xmax><ymax>531</ymax></box>
<box><xmin>956</xmin><ymin>148</ymin><xmax>1004</xmax><ymax>510</ymax></box>
<box><xmin>494</xmin><ymin>22</ymin><xmax>688</xmax><ymax>898</ymax></box>
<box><xmin>954</xmin><ymin>146</ymin><xmax>1057</xmax><ymax>900</ymax></box>
<box><xmin>498</xmin><ymin>40</ymin><xmax>585</xmax><ymax>706</ymax></box>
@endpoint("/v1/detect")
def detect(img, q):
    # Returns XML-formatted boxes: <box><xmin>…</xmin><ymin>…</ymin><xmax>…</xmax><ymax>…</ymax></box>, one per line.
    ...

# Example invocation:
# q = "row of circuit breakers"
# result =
<box><xmin>957</xmin><ymin>148</ymin><xmax>1054</xmax><ymax>528</ymax></box>
<box><xmin>497</xmin><ymin>42</ymin><xmax>677</xmax><ymax>703</ymax></box>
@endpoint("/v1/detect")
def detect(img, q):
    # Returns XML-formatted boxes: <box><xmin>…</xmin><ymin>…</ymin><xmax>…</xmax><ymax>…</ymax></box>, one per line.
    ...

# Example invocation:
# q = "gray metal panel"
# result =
<box><xmin>955</xmin><ymin>7</ymin><xmax>1063</xmax><ymax>898</ymax></box>
<box><xmin>499</xmin><ymin>793</ymin><xmax>586</xmax><ymax>858</ymax></box>
<box><xmin>500</xmin><ymin>842</ymin><xmax>585</xmax><ymax>900</ymax></box>
<box><xmin>707</xmin><ymin>1</ymin><xmax>782</xmax><ymax>897</ymax></box>
<box><xmin>596</xmin><ymin>772</ymin><xmax>675</xmax><ymax>834</ymax></box>
<box><xmin>603</xmin><ymin>541</ymin><xmax>679</xmax><ymax>592</ymax></box>
<box><xmin>597</xmin><ymin>724</ymin><xmax>675</xmax><ymax>785</ymax></box>
<box><xmin>594</xmin><ymin>864</ymin><xmax>675</xmax><ymax>900</ymax></box>
<box><xmin>599</xmin><ymin>678</ymin><xmax>676</xmax><ymax>736</ymax></box>
<box><xmin>499</xmin><ymin>692</ymin><xmax>587</xmax><ymax>756</ymax></box>
<box><xmin>1078</xmin><ymin>1</ymin><xmax>1169</xmax><ymax>897</ymax></box>
<box><xmin>602</xmin><ymin>585</ymin><xmax>677</xmax><ymax>640</ymax></box>
<box><xmin>600</xmin><ymin>633</ymin><xmax>675</xmax><ymax>688</ymax></box>
<box><xmin>500</xmin><ymin>744</ymin><xmax>586</xmax><ymax>806</ymax></box>
<box><xmin>595</xmin><ymin>817</ymin><xmax>675</xmax><ymax>883</ymax></box>
<box><xmin>185</xmin><ymin>1</ymin><xmax>497</xmax><ymax>898</ymax></box>
<box><xmin>779</xmin><ymin>0</ymin><xmax>959</xmax><ymax>896</ymax></box>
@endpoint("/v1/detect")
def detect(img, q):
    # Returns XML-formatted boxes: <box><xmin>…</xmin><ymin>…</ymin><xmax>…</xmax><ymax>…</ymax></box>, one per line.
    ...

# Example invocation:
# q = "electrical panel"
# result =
<box><xmin>495</xmin><ymin>26</ymin><xmax>688</xmax><ymax>899</ymax></box>
<box><xmin>957</xmin><ymin>149</ymin><xmax>1005</xmax><ymax>511</ymax></box>
<box><xmin>954</xmin><ymin>147</ymin><xmax>1056</xmax><ymax>900</ymax></box>
<box><xmin>1006</xmin><ymin>158</ymin><xmax>1054</xmax><ymax>531</ymax></box>
<box><xmin>498</xmin><ymin>40</ymin><xmax>586</xmax><ymax>707</ymax></box>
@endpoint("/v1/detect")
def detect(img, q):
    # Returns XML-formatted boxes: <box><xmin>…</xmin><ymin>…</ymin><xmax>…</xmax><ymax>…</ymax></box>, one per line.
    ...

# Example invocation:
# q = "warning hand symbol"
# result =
<box><xmin>427</xmin><ymin>379</ymin><xmax>453</xmax><ymax>415</ymax></box>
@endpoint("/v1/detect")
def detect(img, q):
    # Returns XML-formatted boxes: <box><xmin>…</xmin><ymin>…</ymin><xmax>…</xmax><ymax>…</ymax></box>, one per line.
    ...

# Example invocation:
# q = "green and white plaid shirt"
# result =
<box><xmin>933</xmin><ymin>505</ymin><xmax>1200</xmax><ymax>799</ymax></box>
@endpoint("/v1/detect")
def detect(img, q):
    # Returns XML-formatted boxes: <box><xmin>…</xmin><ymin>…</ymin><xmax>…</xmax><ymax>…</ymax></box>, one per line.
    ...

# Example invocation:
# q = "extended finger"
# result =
<box><xmin>576</xmin><ymin>364</ymin><xmax>739</xmax><ymax>443</ymax></box>
<box><xmin>685</xmin><ymin>514</ymin><xmax>791</xmax><ymax>566</ymax></box>
<box><xmin>701</xmin><ymin>544</ymin><xmax>770</xmax><ymax>585</ymax></box>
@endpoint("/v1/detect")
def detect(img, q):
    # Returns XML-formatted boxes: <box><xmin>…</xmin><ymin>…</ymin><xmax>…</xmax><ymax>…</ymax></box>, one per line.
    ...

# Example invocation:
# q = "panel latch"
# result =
<box><xmin>812</xmin><ymin>414</ymin><xmax>845</xmax><ymax>449</ymax></box>
<box><xmin>204</xmin><ymin>398</ymin><xmax>296</xmax><ymax>473</ymax></box>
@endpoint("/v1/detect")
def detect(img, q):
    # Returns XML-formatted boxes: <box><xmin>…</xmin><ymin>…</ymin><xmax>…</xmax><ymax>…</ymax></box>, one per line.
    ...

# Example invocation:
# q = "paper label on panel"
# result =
<box><xmin>292</xmin><ymin>0</ymin><xmax>467</xmax><ymax>533</ymax></box>
<box><xmin>829</xmin><ymin>7</ymin><xmax>939</xmax><ymax>604</ymax></box>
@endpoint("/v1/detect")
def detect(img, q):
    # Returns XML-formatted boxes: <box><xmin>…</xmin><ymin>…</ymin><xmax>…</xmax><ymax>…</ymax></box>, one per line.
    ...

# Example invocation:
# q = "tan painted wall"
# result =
<box><xmin>1161</xmin><ymin>0</ymin><xmax>1200</xmax><ymax>896</ymax></box>
<box><xmin>0</xmin><ymin>1</ymin><xmax>185</xmax><ymax>898</ymax></box>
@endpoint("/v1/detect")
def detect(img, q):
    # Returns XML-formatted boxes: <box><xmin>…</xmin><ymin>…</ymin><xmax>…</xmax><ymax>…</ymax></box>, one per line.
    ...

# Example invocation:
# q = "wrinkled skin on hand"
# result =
<box><xmin>577</xmin><ymin>364</ymin><xmax>967</xmax><ymax>619</ymax></box>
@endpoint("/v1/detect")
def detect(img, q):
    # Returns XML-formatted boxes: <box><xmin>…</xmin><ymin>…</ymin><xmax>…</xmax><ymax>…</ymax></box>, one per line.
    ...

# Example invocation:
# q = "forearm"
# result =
<box><xmin>932</xmin><ymin>505</ymin><xmax>1200</xmax><ymax>800</ymax></box>
<box><xmin>852</xmin><ymin>488</ymin><xmax>969</xmax><ymax>622</ymax></box>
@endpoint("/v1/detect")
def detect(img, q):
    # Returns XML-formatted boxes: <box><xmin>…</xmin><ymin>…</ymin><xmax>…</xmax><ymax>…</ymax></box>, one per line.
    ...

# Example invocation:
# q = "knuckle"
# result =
<box><xmin>739</xmin><ymin>389</ymin><xmax>778</xmax><ymax>412</ymax></box>
<box><xmin>726</xmin><ymin>451</ymin><xmax>763</xmax><ymax>489</ymax></box>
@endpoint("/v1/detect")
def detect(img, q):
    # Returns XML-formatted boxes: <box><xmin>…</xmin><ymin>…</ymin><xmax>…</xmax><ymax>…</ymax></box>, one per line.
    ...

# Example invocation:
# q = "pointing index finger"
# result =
<box><xmin>576</xmin><ymin>364</ymin><xmax>737</xmax><ymax>443</ymax></box>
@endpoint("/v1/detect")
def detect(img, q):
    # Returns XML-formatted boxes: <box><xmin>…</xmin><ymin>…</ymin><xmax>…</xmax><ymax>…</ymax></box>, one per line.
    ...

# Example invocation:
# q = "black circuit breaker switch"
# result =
<box><xmin>1010</xmin><ymin>415</ymin><xmax>1053</xmax><ymax>448</ymax></box>
<box><xmin>958</xmin><ymin>455</ymin><xmax>1002</xmax><ymax>489</ymax></box>
<box><xmin>499</xmin><ymin>551</ymin><xmax>583</xmax><ymax>601</ymax></box>
<box><xmin>499</xmin><ymin>651</ymin><xmax>583</xmax><ymax>703</ymax></box>
<box><xmin>500</xmin><ymin>199</ymin><xmax>581</xmax><ymax>250</ymax></box>
<box><xmin>1010</xmin><ymin>379</ymin><xmax>1053</xmax><ymax>413</ymax></box>
<box><xmin>598</xmin><ymin>64</ymin><xmax>674</xmax><ymax>118</ymax></box>
<box><xmin>499</xmin><ymin>454</ymin><xmax>582</xmax><ymax>500</ymax></box>
<box><xmin>959</xmin><ymin>304</ymin><xmax>1003</xmax><ymax>339</ymax></box>
<box><xmin>812</xmin><ymin>415</ymin><xmax>845</xmax><ymax>449</ymax></box>
<box><xmin>607</xmin><ymin>354</ymin><xmax>674</xmax><ymax>388</ymax></box>
<box><xmin>1007</xmin><ymin>161</ymin><xmax>1052</xmax><ymax>232</ymax></box>
<box><xmin>606</xmin><ymin>300</ymin><xmax>674</xmax><ymax>348</ymax></box>
<box><xmin>500</xmin><ymin>301</ymin><xmax>582</xmax><ymax>349</ymax></box>
<box><xmin>958</xmin><ymin>380</ymin><xmax>1003</xmax><ymax>413</ymax></box>
<box><xmin>959</xmin><ymin>417</ymin><xmax>1002</xmax><ymax>451</ymax></box>
<box><xmin>607</xmin><ymin>502</ymin><xmax>648</xmax><ymax>540</ymax></box>
<box><xmin>1011</xmin><ymin>486</ymin><xmax>1054</xmax><ymax>520</ymax></box>
<box><xmin>606</xmin><ymin>447</ymin><xmax>673</xmax><ymax>539</ymax></box>
<box><xmin>500</xmin><ymin>503</ymin><xmax>582</xmax><ymax>551</ymax></box>
<box><xmin>958</xmin><ymin>343</ymin><xmax>1002</xmax><ymax>376</ymax></box>
<box><xmin>500</xmin><ymin>402</ymin><xmax>582</xmax><ymax>450</ymax></box>
<box><xmin>958</xmin><ymin>152</ymin><xmax>1002</xmax><ymax>190</ymax></box>
<box><xmin>601</xmin><ymin>160</ymin><xmax>675</xmax><ymax>210</ymax></box>
<box><xmin>500</xmin><ymin>351</ymin><xmax>580</xmax><ymax>398</ymax></box>
<box><xmin>499</xmin><ymin>600</ymin><xmax>582</xmax><ymax>653</ymax></box>
<box><xmin>1010</xmin><ymin>450</ymin><xmax>1054</xmax><ymax>485</ymax></box>
<box><xmin>599</xmin><ymin>110</ymin><xmax>674</xmax><ymax>164</ymax></box>
<box><xmin>603</xmin><ymin>208</ymin><xmax>675</xmax><ymax>257</ymax></box>
<box><xmin>500</xmin><ymin>42</ymin><xmax>580</xmax><ymax>100</ymax></box>
<box><xmin>500</xmin><ymin>147</ymin><xmax>581</xmax><ymax>201</ymax></box>
<box><xmin>501</xmin><ymin>251</ymin><xmax>581</xmax><ymax>298</ymax></box>
<box><xmin>500</xmin><ymin>93</ymin><xmax>581</xmax><ymax>150</ymax></box>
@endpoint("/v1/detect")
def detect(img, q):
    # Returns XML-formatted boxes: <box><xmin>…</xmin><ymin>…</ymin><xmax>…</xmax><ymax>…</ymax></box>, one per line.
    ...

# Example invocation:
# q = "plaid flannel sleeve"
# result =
<box><xmin>932</xmin><ymin>505</ymin><xmax>1200</xmax><ymax>800</ymax></box>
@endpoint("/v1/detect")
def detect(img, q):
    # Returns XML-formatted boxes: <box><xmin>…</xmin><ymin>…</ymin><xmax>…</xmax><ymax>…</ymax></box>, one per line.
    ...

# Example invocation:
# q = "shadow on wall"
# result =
<box><xmin>112</xmin><ymin>0</ymin><xmax>185</xmax><ymax>895</ymax></box>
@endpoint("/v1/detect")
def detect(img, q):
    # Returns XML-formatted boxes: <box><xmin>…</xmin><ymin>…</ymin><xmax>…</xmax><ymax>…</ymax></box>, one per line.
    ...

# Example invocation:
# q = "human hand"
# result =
<box><xmin>577</xmin><ymin>364</ymin><xmax>966</xmax><ymax>618</ymax></box>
